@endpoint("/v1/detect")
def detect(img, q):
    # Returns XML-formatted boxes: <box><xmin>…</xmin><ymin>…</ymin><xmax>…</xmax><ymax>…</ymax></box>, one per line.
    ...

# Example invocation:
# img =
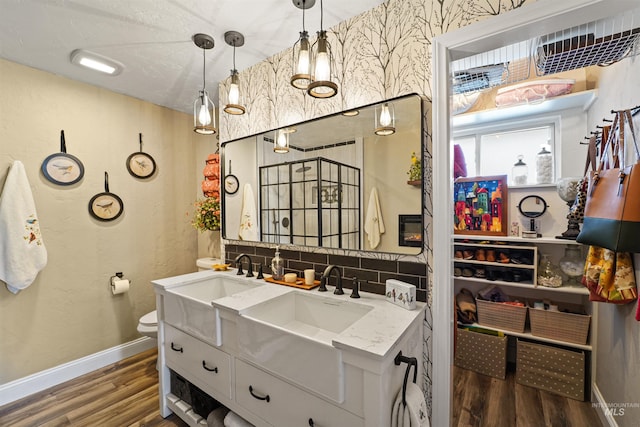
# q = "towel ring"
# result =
<box><xmin>395</xmin><ymin>351</ymin><xmax>418</xmax><ymax>407</ymax></box>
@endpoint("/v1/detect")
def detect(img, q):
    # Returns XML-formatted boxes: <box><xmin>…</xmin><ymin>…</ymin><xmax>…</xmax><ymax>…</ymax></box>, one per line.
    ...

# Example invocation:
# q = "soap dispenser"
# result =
<box><xmin>271</xmin><ymin>246</ymin><xmax>284</xmax><ymax>281</ymax></box>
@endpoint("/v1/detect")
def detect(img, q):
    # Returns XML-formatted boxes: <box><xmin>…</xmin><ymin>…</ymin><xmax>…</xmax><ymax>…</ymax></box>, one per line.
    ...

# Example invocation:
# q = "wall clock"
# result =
<box><xmin>41</xmin><ymin>130</ymin><xmax>85</xmax><ymax>186</ymax></box>
<box><xmin>224</xmin><ymin>160</ymin><xmax>239</xmax><ymax>194</ymax></box>
<box><xmin>126</xmin><ymin>133</ymin><xmax>156</xmax><ymax>179</ymax></box>
<box><xmin>89</xmin><ymin>172</ymin><xmax>124</xmax><ymax>221</ymax></box>
<box><xmin>224</xmin><ymin>174</ymin><xmax>239</xmax><ymax>194</ymax></box>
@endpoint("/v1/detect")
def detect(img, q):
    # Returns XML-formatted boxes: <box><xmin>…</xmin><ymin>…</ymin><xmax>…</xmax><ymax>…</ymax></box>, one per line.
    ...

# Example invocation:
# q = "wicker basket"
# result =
<box><xmin>529</xmin><ymin>307</ymin><xmax>590</xmax><ymax>345</ymax></box>
<box><xmin>476</xmin><ymin>299</ymin><xmax>527</xmax><ymax>333</ymax></box>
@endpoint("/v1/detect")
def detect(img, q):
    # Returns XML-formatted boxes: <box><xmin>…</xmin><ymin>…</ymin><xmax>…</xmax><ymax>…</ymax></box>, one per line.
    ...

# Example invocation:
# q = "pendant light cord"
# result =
<box><xmin>201</xmin><ymin>47</ymin><xmax>206</xmax><ymax>91</ymax></box>
<box><xmin>320</xmin><ymin>0</ymin><xmax>324</xmax><ymax>31</ymax></box>
<box><xmin>233</xmin><ymin>41</ymin><xmax>237</xmax><ymax>70</ymax></box>
<box><xmin>302</xmin><ymin>0</ymin><xmax>306</xmax><ymax>32</ymax></box>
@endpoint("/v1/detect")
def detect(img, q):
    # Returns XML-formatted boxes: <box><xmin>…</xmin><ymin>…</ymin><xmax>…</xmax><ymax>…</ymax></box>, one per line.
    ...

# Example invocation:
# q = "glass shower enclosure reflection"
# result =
<box><xmin>259</xmin><ymin>157</ymin><xmax>361</xmax><ymax>249</ymax></box>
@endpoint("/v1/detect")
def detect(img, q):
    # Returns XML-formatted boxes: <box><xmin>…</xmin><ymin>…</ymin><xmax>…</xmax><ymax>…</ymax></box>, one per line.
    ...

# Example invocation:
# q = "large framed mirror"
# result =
<box><xmin>221</xmin><ymin>93</ymin><xmax>423</xmax><ymax>255</ymax></box>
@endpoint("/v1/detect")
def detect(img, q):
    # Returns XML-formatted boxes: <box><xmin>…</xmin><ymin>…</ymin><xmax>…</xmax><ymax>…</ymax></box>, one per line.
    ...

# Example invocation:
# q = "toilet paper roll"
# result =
<box><xmin>111</xmin><ymin>278</ymin><xmax>130</xmax><ymax>295</ymax></box>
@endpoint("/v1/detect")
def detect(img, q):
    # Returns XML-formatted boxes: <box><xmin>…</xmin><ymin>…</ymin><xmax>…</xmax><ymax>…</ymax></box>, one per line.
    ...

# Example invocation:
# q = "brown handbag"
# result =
<box><xmin>577</xmin><ymin>110</ymin><xmax>640</xmax><ymax>252</ymax></box>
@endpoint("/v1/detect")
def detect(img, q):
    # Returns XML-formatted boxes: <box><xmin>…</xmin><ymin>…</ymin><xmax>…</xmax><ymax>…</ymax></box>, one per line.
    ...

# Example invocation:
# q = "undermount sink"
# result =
<box><xmin>164</xmin><ymin>276</ymin><xmax>261</xmax><ymax>345</ymax></box>
<box><xmin>237</xmin><ymin>291</ymin><xmax>373</xmax><ymax>403</ymax></box>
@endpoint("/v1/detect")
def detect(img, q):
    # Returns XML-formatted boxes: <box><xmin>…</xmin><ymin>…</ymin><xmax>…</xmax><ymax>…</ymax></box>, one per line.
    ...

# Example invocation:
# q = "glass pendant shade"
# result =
<box><xmin>374</xmin><ymin>102</ymin><xmax>396</xmax><ymax>136</ymax></box>
<box><xmin>308</xmin><ymin>31</ymin><xmax>338</xmax><ymax>99</ymax></box>
<box><xmin>224</xmin><ymin>70</ymin><xmax>246</xmax><ymax>115</ymax></box>
<box><xmin>274</xmin><ymin>129</ymin><xmax>290</xmax><ymax>153</ymax></box>
<box><xmin>291</xmin><ymin>32</ymin><xmax>311</xmax><ymax>89</ymax></box>
<box><xmin>194</xmin><ymin>90</ymin><xmax>216</xmax><ymax>135</ymax></box>
<box><xmin>223</xmin><ymin>31</ymin><xmax>246</xmax><ymax>116</ymax></box>
<box><xmin>192</xmin><ymin>33</ymin><xmax>216</xmax><ymax>135</ymax></box>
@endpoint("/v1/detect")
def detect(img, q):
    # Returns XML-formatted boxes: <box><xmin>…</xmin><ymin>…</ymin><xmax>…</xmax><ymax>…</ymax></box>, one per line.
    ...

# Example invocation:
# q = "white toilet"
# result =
<box><xmin>137</xmin><ymin>258</ymin><xmax>221</xmax><ymax>339</ymax></box>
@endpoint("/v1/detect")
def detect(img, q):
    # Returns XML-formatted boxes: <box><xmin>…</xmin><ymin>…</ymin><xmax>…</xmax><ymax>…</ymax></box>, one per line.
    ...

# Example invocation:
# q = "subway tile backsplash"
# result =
<box><xmin>225</xmin><ymin>244</ymin><xmax>428</xmax><ymax>303</ymax></box>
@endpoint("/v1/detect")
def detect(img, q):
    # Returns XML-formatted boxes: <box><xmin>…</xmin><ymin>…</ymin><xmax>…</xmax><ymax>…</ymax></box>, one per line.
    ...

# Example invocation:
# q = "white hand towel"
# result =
<box><xmin>391</xmin><ymin>383</ymin><xmax>430</xmax><ymax>427</ymax></box>
<box><xmin>0</xmin><ymin>161</ymin><xmax>47</xmax><ymax>293</ymax></box>
<box><xmin>223</xmin><ymin>411</ymin><xmax>254</xmax><ymax>427</ymax></box>
<box><xmin>364</xmin><ymin>187</ymin><xmax>385</xmax><ymax>249</ymax></box>
<box><xmin>238</xmin><ymin>183</ymin><xmax>258</xmax><ymax>241</ymax></box>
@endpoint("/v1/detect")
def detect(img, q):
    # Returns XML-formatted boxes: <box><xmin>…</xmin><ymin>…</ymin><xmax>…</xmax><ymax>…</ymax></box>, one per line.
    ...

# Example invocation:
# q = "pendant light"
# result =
<box><xmin>223</xmin><ymin>31</ymin><xmax>246</xmax><ymax>115</ymax></box>
<box><xmin>374</xmin><ymin>102</ymin><xmax>396</xmax><ymax>136</ymax></box>
<box><xmin>290</xmin><ymin>0</ymin><xmax>315</xmax><ymax>90</ymax></box>
<box><xmin>192</xmin><ymin>33</ymin><xmax>217</xmax><ymax>135</ymax></box>
<box><xmin>274</xmin><ymin>129</ymin><xmax>290</xmax><ymax>153</ymax></box>
<box><xmin>307</xmin><ymin>0</ymin><xmax>338</xmax><ymax>99</ymax></box>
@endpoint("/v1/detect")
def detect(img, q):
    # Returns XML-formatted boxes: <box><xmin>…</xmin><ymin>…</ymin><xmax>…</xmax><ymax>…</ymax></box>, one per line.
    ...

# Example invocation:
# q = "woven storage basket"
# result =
<box><xmin>476</xmin><ymin>299</ymin><xmax>527</xmax><ymax>332</ymax></box>
<box><xmin>529</xmin><ymin>307</ymin><xmax>590</xmax><ymax>345</ymax></box>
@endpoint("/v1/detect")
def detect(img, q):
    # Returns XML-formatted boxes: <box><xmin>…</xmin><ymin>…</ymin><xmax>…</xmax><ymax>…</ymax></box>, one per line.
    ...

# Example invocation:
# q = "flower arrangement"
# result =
<box><xmin>191</xmin><ymin>197</ymin><xmax>221</xmax><ymax>232</ymax></box>
<box><xmin>407</xmin><ymin>152</ymin><xmax>421</xmax><ymax>182</ymax></box>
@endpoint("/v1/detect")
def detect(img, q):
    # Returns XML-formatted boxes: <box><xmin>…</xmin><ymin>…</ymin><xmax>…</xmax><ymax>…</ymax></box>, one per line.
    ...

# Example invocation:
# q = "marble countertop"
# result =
<box><xmin>153</xmin><ymin>269</ymin><xmax>426</xmax><ymax>360</ymax></box>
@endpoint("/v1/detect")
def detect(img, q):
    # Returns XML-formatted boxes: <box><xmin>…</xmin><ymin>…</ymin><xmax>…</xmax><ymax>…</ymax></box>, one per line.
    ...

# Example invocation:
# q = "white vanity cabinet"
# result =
<box><xmin>153</xmin><ymin>270</ymin><xmax>426</xmax><ymax>427</ymax></box>
<box><xmin>235</xmin><ymin>359</ymin><xmax>365</xmax><ymax>427</ymax></box>
<box><xmin>164</xmin><ymin>323</ymin><xmax>232</xmax><ymax>400</ymax></box>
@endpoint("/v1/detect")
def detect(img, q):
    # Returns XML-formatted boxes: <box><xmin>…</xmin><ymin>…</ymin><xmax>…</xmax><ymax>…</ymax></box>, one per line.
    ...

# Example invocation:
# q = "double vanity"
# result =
<box><xmin>153</xmin><ymin>268</ymin><xmax>425</xmax><ymax>426</ymax></box>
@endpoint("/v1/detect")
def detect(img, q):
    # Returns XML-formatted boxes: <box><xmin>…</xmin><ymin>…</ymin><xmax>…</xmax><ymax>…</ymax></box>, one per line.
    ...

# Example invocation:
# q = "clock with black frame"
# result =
<box><xmin>224</xmin><ymin>160</ymin><xmax>239</xmax><ymax>195</ymax></box>
<box><xmin>126</xmin><ymin>133</ymin><xmax>156</xmax><ymax>179</ymax></box>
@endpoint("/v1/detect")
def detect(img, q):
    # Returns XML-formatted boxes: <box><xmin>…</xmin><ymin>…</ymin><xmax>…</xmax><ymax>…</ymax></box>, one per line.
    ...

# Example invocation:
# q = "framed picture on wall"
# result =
<box><xmin>454</xmin><ymin>175</ymin><xmax>508</xmax><ymax>236</ymax></box>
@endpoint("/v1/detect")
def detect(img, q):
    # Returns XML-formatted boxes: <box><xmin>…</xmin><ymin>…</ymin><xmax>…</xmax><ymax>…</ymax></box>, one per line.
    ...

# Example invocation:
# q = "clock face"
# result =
<box><xmin>42</xmin><ymin>153</ymin><xmax>84</xmax><ymax>185</ymax></box>
<box><xmin>224</xmin><ymin>174</ymin><xmax>239</xmax><ymax>194</ymax></box>
<box><xmin>126</xmin><ymin>152</ymin><xmax>156</xmax><ymax>179</ymax></box>
<box><xmin>89</xmin><ymin>192</ymin><xmax>124</xmax><ymax>221</ymax></box>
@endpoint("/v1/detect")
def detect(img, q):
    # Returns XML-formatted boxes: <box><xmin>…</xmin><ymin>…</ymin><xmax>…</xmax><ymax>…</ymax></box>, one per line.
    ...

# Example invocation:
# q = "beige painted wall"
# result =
<box><xmin>0</xmin><ymin>58</ymin><xmax>205</xmax><ymax>383</ymax></box>
<box><xmin>363</xmin><ymin>126</ymin><xmax>421</xmax><ymax>254</ymax></box>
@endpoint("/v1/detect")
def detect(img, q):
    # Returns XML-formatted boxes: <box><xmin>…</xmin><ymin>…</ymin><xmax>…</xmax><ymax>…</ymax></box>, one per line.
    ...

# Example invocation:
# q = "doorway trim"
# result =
<box><xmin>430</xmin><ymin>1</ymin><xmax>636</xmax><ymax>425</ymax></box>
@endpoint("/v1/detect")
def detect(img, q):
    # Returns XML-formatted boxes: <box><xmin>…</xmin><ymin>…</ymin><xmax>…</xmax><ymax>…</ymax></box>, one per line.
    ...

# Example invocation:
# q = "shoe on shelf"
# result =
<box><xmin>462</xmin><ymin>267</ymin><xmax>474</xmax><ymax>277</ymax></box>
<box><xmin>476</xmin><ymin>249</ymin><xmax>486</xmax><ymax>261</ymax></box>
<box><xmin>463</xmin><ymin>250</ymin><xmax>475</xmax><ymax>260</ymax></box>
<box><xmin>474</xmin><ymin>268</ymin><xmax>486</xmax><ymax>279</ymax></box>
<box><xmin>498</xmin><ymin>252</ymin><xmax>510</xmax><ymax>263</ymax></box>
<box><xmin>486</xmin><ymin>249</ymin><xmax>496</xmax><ymax>262</ymax></box>
<box><xmin>454</xmin><ymin>250</ymin><xmax>463</xmax><ymax>259</ymax></box>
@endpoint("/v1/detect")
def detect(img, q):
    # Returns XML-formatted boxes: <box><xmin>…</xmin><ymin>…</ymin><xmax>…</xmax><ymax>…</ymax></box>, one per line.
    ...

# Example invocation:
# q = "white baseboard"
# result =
<box><xmin>0</xmin><ymin>337</ymin><xmax>156</xmax><ymax>407</ymax></box>
<box><xmin>592</xmin><ymin>383</ymin><xmax>619</xmax><ymax>427</ymax></box>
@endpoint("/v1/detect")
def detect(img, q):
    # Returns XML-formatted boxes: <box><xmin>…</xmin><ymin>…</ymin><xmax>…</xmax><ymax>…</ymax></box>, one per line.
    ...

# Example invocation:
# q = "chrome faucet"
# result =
<box><xmin>234</xmin><ymin>254</ymin><xmax>254</xmax><ymax>278</ymax></box>
<box><xmin>319</xmin><ymin>265</ymin><xmax>344</xmax><ymax>295</ymax></box>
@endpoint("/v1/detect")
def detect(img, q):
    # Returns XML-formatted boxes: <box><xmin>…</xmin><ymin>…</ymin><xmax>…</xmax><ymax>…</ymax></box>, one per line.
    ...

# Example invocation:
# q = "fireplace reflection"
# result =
<box><xmin>399</xmin><ymin>215</ymin><xmax>422</xmax><ymax>247</ymax></box>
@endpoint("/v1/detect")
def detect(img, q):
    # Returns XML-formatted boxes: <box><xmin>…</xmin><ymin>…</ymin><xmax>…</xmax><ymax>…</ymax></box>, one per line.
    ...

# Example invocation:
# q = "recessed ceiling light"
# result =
<box><xmin>70</xmin><ymin>49</ymin><xmax>124</xmax><ymax>75</ymax></box>
<box><xmin>342</xmin><ymin>110</ymin><xmax>359</xmax><ymax>117</ymax></box>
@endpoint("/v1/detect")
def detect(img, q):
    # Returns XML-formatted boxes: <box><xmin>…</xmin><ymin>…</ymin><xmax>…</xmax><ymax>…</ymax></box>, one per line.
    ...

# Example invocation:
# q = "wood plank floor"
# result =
<box><xmin>1</xmin><ymin>348</ymin><xmax>604</xmax><ymax>426</ymax></box>
<box><xmin>452</xmin><ymin>365</ymin><xmax>603</xmax><ymax>427</ymax></box>
<box><xmin>0</xmin><ymin>348</ymin><xmax>187</xmax><ymax>427</ymax></box>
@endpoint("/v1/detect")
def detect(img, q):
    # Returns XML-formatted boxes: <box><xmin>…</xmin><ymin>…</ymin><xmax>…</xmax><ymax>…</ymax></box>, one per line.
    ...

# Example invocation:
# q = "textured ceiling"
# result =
<box><xmin>0</xmin><ymin>0</ymin><xmax>383</xmax><ymax>114</ymax></box>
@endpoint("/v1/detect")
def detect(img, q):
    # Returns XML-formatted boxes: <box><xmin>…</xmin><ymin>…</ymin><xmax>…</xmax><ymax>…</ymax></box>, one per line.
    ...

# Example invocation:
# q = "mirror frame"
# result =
<box><xmin>220</xmin><ymin>93</ymin><xmax>425</xmax><ymax>256</ymax></box>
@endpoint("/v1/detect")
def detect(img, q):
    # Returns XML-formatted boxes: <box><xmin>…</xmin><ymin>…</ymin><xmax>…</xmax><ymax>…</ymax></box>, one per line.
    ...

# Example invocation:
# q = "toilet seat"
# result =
<box><xmin>139</xmin><ymin>310</ymin><xmax>157</xmax><ymax>327</ymax></box>
<box><xmin>137</xmin><ymin>310</ymin><xmax>158</xmax><ymax>338</ymax></box>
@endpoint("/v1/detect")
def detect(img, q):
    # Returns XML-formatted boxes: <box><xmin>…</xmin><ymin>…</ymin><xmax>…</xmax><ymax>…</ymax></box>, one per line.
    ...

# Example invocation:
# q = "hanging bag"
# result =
<box><xmin>582</xmin><ymin>245</ymin><xmax>637</xmax><ymax>304</ymax></box>
<box><xmin>568</xmin><ymin>134</ymin><xmax>598</xmax><ymax>222</ymax></box>
<box><xmin>576</xmin><ymin>110</ymin><xmax>640</xmax><ymax>252</ymax></box>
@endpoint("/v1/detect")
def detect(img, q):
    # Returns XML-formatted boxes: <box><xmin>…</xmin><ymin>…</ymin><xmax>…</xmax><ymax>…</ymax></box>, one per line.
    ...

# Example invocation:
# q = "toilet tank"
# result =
<box><xmin>196</xmin><ymin>257</ymin><xmax>221</xmax><ymax>271</ymax></box>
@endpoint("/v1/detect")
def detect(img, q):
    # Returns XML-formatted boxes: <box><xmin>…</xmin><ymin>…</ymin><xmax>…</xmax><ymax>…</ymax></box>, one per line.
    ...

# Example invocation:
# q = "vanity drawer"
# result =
<box><xmin>235</xmin><ymin>359</ymin><xmax>363</xmax><ymax>427</ymax></box>
<box><xmin>164</xmin><ymin>324</ymin><xmax>231</xmax><ymax>400</ymax></box>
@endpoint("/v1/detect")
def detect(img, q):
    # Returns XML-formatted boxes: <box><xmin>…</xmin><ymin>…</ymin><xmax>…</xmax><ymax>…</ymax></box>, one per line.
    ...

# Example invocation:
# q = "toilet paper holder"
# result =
<box><xmin>110</xmin><ymin>272</ymin><xmax>131</xmax><ymax>294</ymax></box>
<box><xmin>110</xmin><ymin>271</ymin><xmax>124</xmax><ymax>285</ymax></box>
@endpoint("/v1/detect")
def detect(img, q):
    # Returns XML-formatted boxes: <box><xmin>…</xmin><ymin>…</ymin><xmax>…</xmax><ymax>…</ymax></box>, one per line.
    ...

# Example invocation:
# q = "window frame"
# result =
<box><xmin>452</xmin><ymin>114</ymin><xmax>562</xmax><ymax>187</ymax></box>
